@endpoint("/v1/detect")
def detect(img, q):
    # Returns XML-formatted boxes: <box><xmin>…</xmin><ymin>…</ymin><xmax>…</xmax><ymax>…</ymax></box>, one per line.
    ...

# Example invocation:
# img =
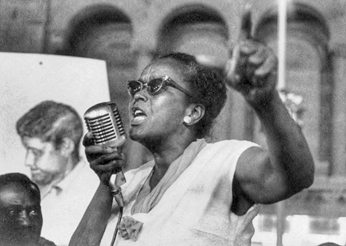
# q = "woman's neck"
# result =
<box><xmin>148</xmin><ymin>138</ymin><xmax>194</xmax><ymax>190</ymax></box>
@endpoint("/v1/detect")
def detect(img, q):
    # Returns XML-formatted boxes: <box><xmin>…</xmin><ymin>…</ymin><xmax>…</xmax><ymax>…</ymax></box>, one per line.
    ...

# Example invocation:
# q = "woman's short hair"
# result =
<box><xmin>156</xmin><ymin>52</ymin><xmax>227</xmax><ymax>139</ymax></box>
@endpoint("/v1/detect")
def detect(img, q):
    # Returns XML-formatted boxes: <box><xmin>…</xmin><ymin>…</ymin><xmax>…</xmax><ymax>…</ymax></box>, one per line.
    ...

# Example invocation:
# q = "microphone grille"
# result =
<box><xmin>113</xmin><ymin>107</ymin><xmax>125</xmax><ymax>136</ymax></box>
<box><xmin>85</xmin><ymin>112</ymin><xmax>116</xmax><ymax>144</ymax></box>
<box><xmin>84</xmin><ymin>102</ymin><xmax>126</xmax><ymax>147</ymax></box>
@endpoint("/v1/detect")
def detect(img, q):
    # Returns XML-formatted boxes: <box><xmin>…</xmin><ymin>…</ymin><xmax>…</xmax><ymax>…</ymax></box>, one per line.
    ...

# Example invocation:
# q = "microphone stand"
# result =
<box><xmin>109</xmin><ymin>173</ymin><xmax>125</xmax><ymax>246</ymax></box>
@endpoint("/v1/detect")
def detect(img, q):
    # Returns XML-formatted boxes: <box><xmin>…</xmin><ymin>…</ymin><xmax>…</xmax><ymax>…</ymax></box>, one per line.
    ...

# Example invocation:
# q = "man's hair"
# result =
<box><xmin>16</xmin><ymin>100</ymin><xmax>83</xmax><ymax>159</ymax></box>
<box><xmin>0</xmin><ymin>173</ymin><xmax>40</xmax><ymax>201</ymax></box>
<box><xmin>156</xmin><ymin>52</ymin><xmax>227</xmax><ymax>139</ymax></box>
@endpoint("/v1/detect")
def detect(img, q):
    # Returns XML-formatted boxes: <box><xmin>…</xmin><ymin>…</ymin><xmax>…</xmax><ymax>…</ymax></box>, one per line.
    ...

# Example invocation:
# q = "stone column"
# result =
<box><xmin>331</xmin><ymin>45</ymin><xmax>346</xmax><ymax>176</ymax></box>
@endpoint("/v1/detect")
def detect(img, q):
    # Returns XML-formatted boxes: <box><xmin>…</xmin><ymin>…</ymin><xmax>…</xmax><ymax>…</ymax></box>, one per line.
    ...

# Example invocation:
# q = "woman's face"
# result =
<box><xmin>128</xmin><ymin>60</ymin><xmax>192</xmax><ymax>145</ymax></box>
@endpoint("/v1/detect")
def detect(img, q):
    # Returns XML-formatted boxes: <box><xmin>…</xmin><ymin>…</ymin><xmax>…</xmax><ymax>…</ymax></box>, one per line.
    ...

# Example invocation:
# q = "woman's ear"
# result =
<box><xmin>184</xmin><ymin>104</ymin><xmax>205</xmax><ymax>125</ymax></box>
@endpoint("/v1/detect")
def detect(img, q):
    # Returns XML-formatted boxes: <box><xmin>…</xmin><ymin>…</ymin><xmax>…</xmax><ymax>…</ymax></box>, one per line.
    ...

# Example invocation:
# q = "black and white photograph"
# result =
<box><xmin>0</xmin><ymin>0</ymin><xmax>345</xmax><ymax>245</ymax></box>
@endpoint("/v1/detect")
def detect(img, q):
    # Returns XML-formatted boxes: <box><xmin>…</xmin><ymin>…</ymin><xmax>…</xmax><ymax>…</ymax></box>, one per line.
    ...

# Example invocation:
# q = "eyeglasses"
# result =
<box><xmin>127</xmin><ymin>75</ymin><xmax>195</xmax><ymax>99</ymax></box>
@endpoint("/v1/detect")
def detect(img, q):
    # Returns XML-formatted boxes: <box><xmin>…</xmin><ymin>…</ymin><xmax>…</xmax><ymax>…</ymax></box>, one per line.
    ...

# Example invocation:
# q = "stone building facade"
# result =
<box><xmin>1</xmin><ymin>0</ymin><xmax>346</xmax><ymax>244</ymax></box>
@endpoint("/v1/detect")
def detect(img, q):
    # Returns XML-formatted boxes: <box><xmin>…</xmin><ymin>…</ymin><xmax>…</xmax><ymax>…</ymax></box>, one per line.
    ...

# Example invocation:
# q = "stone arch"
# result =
<box><xmin>254</xmin><ymin>2</ymin><xmax>330</xmax><ymax>64</ymax></box>
<box><xmin>155</xmin><ymin>4</ymin><xmax>233</xmax><ymax>142</ymax></box>
<box><xmin>62</xmin><ymin>4</ymin><xmax>132</xmax><ymax>56</ymax></box>
<box><xmin>156</xmin><ymin>4</ymin><xmax>229</xmax><ymax>71</ymax></box>
<box><xmin>253</xmin><ymin>2</ymin><xmax>332</xmax><ymax>175</ymax></box>
<box><xmin>60</xmin><ymin>4</ymin><xmax>150</xmax><ymax>171</ymax></box>
<box><xmin>61</xmin><ymin>4</ymin><xmax>135</xmax><ymax>122</ymax></box>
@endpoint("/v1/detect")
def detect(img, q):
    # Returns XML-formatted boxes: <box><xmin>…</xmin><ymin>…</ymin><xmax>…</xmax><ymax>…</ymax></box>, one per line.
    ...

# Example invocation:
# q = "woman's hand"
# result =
<box><xmin>224</xmin><ymin>10</ymin><xmax>277</xmax><ymax>108</ymax></box>
<box><xmin>83</xmin><ymin>132</ymin><xmax>126</xmax><ymax>186</ymax></box>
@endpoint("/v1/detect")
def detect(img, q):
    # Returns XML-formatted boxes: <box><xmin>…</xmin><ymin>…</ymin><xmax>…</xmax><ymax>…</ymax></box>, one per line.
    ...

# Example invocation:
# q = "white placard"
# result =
<box><xmin>0</xmin><ymin>52</ymin><xmax>110</xmax><ymax>175</ymax></box>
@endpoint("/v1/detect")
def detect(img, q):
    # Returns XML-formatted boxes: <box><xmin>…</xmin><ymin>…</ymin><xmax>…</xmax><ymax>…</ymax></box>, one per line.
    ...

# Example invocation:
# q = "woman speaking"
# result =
<box><xmin>70</xmin><ymin>30</ymin><xmax>314</xmax><ymax>246</ymax></box>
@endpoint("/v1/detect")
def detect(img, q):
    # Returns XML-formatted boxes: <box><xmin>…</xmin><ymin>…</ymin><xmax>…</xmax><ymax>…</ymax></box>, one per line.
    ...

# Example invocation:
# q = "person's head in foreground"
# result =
<box><xmin>0</xmin><ymin>172</ymin><xmax>42</xmax><ymax>246</ymax></box>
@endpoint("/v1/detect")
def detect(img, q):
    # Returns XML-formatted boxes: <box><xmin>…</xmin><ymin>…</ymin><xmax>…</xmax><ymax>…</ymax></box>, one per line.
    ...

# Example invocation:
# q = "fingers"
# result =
<box><xmin>83</xmin><ymin>133</ymin><xmax>126</xmax><ymax>185</ymax></box>
<box><xmin>89</xmin><ymin>150</ymin><xmax>125</xmax><ymax>169</ymax></box>
<box><xmin>91</xmin><ymin>160</ymin><xmax>123</xmax><ymax>173</ymax></box>
<box><xmin>86</xmin><ymin>144</ymin><xmax>116</xmax><ymax>155</ymax></box>
<box><xmin>239</xmin><ymin>4</ymin><xmax>252</xmax><ymax>41</ymax></box>
<box><xmin>224</xmin><ymin>7</ymin><xmax>253</xmax><ymax>85</ymax></box>
<box><xmin>226</xmin><ymin>42</ymin><xmax>254</xmax><ymax>86</ymax></box>
<box><xmin>254</xmin><ymin>51</ymin><xmax>277</xmax><ymax>77</ymax></box>
<box><xmin>246</xmin><ymin>44</ymin><xmax>266</xmax><ymax>66</ymax></box>
<box><xmin>83</xmin><ymin>132</ymin><xmax>95</xmax><ymax>147</ymax></box>
<box><xmin>240</xmin><ymin>41</ymin><xmax>277</xmax><ymax>80</ymax></box>
<box><xmin>227</xmin><ymin>44</ymin><xmax>276</xmax><ymax>91</ymax></box>
<box><xmin>225</xmin><ymin>6</ymin><xmax>278</xmax><ymax>101</ymax></box>
<box><xmin>85</xmin><ymin>142</ymin><xmax>125</xmax><ymax>171</ymax></box>
<box><xmin>89</xmin><ymin>150</ymin><xmax>126</xmax><ymax>185</ymax></box>
<box><xmin>85</xmin><ymin>144</ymin><xmax>115</xmax><ymax>163</ymax></box>
<box><xmin>225</xmin><ymin>45</ymin><xmax>241</xmax><ymax>83</ymax></box>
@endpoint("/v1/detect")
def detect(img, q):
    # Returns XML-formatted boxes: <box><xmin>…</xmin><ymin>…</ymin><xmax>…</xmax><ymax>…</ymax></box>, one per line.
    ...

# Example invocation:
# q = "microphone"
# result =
<box><xmin>84</xmin><ymin>102</ymin><xmax>126</xmax><ymax>207</ymax></box>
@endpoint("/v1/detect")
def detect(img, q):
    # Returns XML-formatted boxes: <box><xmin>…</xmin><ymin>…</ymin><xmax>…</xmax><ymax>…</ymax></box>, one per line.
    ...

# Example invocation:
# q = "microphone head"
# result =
<box><xmin>84</xmin><ymin>102</ymin><xmax>126</xmax><ymax>148</ymax></box>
